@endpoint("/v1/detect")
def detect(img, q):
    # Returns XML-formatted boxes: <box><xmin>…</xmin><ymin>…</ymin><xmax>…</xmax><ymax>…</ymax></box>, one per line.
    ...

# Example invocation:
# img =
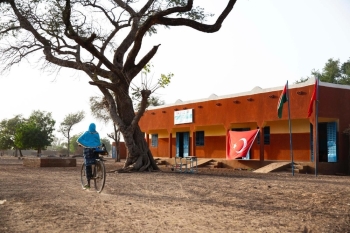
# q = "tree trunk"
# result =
<box><xmin>37</xmin><ymin>148</ymin><xmax>42</xmax><ymax>157</ymax></box>
<box><xmin>67</xmin><ymin>133</ymin><xmax>70</xmax><ymax>157</ymax></box>
<box><xmin>348</xmin><ymin>136</ymin><xmax>350</xmax><ymax>175</ymax></box>
<box><xmin>114</xmin><ymin>90</ymin><xmax>159</xmax><ymax>172</ymax></box>
<box><xmin>120</xmin><ymin>125</ymin><xmax>159</xmax><ymax>172</ymax></box>
<box><xmin>114</xmin><ymin>123</ymin><xmax>121</xmax><ymax>162</ymax></box>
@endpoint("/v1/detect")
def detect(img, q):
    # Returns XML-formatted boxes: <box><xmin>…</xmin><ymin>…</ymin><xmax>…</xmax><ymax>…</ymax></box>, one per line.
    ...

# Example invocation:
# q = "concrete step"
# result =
<box><xmin>202</xmin><ymin>161</ymin><xmax>223</xmax><ymax>168</ymax></box>
<box><xmin>286</xmin><ymin>164</ymin><xmax>307</xmax><ymax>173</ymax></box>
<box><xmin>294</xmin><ymin>164</ymin><xmax>304</xmax><ymax>170</ymax></box>
<box><xmin>286</xmin><ymin>168</ymin><xmax>301</xmax><ymax>173</ymax></box>
<box><xmin>254</xmin><ymin>162</ymin><xmax>290</xmax><ymax>173</ymax></box>
<box><xmin>156</xmin><ymin>160</ymin><xmax>166</xmax><ymax>165</ymax></box>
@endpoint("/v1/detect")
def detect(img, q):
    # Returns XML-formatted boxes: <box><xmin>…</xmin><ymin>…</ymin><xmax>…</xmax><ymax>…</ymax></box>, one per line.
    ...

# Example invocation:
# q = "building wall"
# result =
<box><xmin>266</xmin><ymin>133</ymin><xmax>310</xmax><ymax>161</ymax></box>
<box><xmin>317</xmin><ymin>85</ymin><xmax>350</xmax><ymax>163</ymax></box>
<box><xmin>139</xmin><ymin>81</ymin><xmax>350</xmax><ymax>173</ymax></box>
<box><xmin>146</xmin><ymin>126</ymin><xmax>312</xmax><ymax>161</ymax></box>
<box><xmin>150</xmin><ymin>138</ymin><xmax>169</xmax><ymax>157</ymax></box>
<box><xmin>112</xmin><ymin>142</ymin><xmax>127</xmax><ymax>159</ymax></box>
<box><xmin>196</xmin><ymin>135</ymin><xmax>226</xmax><ymax>158</ymax></box>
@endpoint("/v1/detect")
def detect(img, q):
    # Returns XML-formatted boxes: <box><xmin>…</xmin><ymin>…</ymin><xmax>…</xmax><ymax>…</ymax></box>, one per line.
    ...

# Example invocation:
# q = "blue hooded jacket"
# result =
<box><xmin>77</xmin><ymin>123</ymin><xmax>101</xmax><ymax>148</ymax></box>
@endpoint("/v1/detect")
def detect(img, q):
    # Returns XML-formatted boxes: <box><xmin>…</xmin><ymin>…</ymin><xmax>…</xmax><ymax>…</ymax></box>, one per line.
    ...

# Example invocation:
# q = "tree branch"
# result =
<box><xmin>127</xmin><ymin>44</ymin><xmax>161</xmax><ymax>78</ymax></box>
<box><xmin>62</xmin><ymin>0</ymin><xmax>124</xmax><ymax>77</ymax></box>
<box><xmin>123</xmin><ymin>0</ymin><xmax>236</xmax><ymax>77</ymax></box>
<box><xmin>96</xmin><ymin>86</ymin><xmax>125</xmax><ymax>130</ymax></box>
<box><xmin>0</xmin><ymin>25</ymin><xmax>21</xmax><ymax>34</ymax></box>
<box><xmin>89</xmin><ymin>80</ymin><xmax>118</xmax><ymax>92</ymax></box>
<box><xmin>121</xmin><ymin>0</ymin><xmax>194</xmax><ymax>77</ymax></box>
<box><xmin>131</xmin><ymin>89</ymin><xmax>151</xmax><ymax>130</ymax></box>
<box><xmin>157</xmin><ymin>0</ymin><xmax>237</xmax><ymax>33</ymax></box>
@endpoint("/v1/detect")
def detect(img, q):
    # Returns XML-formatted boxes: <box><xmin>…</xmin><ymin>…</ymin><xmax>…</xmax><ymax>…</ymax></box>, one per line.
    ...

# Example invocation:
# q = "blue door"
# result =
<box><xmin>327</xmin><ymin>122</ymin><xmax>337</xmax><ymax>162</ymax></box>
<box><xmin>176</xmin><ymin>132</ymin><xmax>189</xmax><ymax>158</ymax></box>
<box><xmin>183</xmin><ymin>132</ymin><xmax>189</xmax><ymax>157</ymax></box>
<box><xmin>310</xmin><ymin>122</ymin><xmax>337</xmax><ymax>162</ymax></box>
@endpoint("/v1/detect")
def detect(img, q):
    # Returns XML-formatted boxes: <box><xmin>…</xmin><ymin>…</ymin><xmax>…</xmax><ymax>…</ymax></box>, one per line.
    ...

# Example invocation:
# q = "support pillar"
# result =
<box><xmin>260</xmin><ymin>127</ymin><xmax>264</xmax><ymax>161</ymax></box>
<box><xmin>146</xmin><ymin>133</ymin><xmax>150</xmax><ymax>147</ymax></box>
<box><xmin>191</xmin><ymin>131</ymin><xmax>196</xmax><ymax>157</ymax></box>
<box><xmin>226</xmin><ymin>128</ymin><xmax>230</xmax><ymax>159</ymax></box>
<box><xmin>168</xmin><ymin>133</ymin><xmax>172</xmax><ymax>158</ymax></box>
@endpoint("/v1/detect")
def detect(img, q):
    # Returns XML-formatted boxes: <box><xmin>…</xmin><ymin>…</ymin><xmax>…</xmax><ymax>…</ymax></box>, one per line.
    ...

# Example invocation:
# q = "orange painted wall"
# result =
<box><xmin>150</xmin><ymin>138</ymin><xmax>169</xmax><ymax>157</ymax></box>
<box><xmin>139</xmin><ymin>83</ymin><xmax>350</xmax><ymax>170</ymax></box>
<box><xmin>260</xmin><ymin>133</ymin><xmax>311</xmax><ymax>161</ymax></box>
<box><xmin>195</xmin><ymin>136</ymin><xmax>226</xmax><ymax>158</ymax></box>
<box><xmin>112</xmin><ymin>142</ymin><xmax>127</xmax><ymax>159</ymax></box>
<box><xmin>150</xmin><ymin>136</ymin><xmax>227</xmax><ymax>158</ymax></box>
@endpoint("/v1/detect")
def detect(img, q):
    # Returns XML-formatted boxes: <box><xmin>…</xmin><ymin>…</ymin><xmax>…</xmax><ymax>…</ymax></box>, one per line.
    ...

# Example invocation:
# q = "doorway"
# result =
<box><xmin>310</xmin><ymin>122</ymin><xmax>337</xmax><ymax>162</ymax></box>
<box><xmin>176</xmin><ymin>132</ymin><xmax>189</xmax><ymax>158</ymax></box>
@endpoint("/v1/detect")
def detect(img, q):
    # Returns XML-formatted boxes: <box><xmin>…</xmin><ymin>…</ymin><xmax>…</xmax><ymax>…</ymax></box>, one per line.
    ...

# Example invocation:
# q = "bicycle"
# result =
<box><xmin>80</xmin><ymin>148</ymin><xmax>108</xmax><ymax>193</ymax></box>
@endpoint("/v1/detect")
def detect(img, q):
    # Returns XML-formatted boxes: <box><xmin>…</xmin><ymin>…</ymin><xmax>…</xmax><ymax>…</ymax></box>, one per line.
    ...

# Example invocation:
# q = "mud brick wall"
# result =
<box><xmin>23</xmin><ymin>158</ymin><xmax>76</xmax><ymax>167</ymax></box>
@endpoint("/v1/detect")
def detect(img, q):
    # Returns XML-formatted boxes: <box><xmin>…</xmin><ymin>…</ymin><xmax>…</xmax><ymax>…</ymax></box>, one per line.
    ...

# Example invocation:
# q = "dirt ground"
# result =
<box><xmin>1</xmin><ymin>156</ymin><xmax>350</xmax><ymax>233</ymax></box>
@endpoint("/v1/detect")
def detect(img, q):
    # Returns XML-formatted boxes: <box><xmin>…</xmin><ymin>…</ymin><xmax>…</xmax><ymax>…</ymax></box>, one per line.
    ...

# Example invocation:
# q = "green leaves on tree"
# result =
<box><xmin>296</xmin><ymin>58</ymin><xmax>350</xmax><ymax>85</ymax></box>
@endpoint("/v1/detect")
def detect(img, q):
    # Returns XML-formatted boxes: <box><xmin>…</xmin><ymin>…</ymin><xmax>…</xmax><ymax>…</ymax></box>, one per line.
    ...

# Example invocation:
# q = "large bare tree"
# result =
<box><xmin>0</xmin><ymin>0</ymin><xmax>237</xmax><ymax>172</ymax></box>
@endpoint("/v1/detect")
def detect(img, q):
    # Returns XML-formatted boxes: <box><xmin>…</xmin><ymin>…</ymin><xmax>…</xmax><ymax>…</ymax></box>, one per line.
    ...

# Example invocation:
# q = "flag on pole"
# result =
<box><xmin>277</xmin><ymin>82</ymin><xmax>288</xmax><ymax>118</ymax></box>
<box><xmin>307</xmin><ymin>78</ymin><xmax>318</xmax><ymax>117</ymax></box>
<box><xmin>226</xmin><ymin>129</ymin><xmax>259</xmax><ymax>160</ymax></box>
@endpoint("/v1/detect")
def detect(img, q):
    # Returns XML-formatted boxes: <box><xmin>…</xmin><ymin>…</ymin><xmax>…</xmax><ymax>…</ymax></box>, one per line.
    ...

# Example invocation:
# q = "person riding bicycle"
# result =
<box><xmin>77</xmin><ymin>123</ymin><xmax>102</xmax><ymax>189</ymax></box>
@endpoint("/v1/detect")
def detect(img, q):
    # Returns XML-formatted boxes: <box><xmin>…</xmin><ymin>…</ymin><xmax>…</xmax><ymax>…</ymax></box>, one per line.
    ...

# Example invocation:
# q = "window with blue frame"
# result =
<box><xmin>151</xmin><ymin>134</ymin><xmax>158</xmax><ymax>147</ymax></box>
<box><xmin>195</xmin><ymin>131</ymin><xmax>205</xmax><ymax>146</ymax></box>
<box><xmin>257</xmin><ymin>126</ymin><xmax>270</xmax><ymax>145</ymax></box>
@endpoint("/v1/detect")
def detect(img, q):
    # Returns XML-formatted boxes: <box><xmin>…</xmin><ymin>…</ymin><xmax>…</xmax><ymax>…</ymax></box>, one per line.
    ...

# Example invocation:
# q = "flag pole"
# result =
<box><xmin>315</xmin><ymin>77</ymin><xmax>320</xmax><ymax>177</ymax></box>
<box><xmin>286</xmin><ymin>81</ymin><xmax>294</xmax><ymax>176</ymax></box>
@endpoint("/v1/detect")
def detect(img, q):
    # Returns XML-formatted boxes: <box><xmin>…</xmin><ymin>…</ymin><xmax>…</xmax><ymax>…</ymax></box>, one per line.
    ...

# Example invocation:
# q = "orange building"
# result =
<box><xmin>139</xmin><ymin>79</ymin><xmax>350</xmax><ymax>174</ymax></box>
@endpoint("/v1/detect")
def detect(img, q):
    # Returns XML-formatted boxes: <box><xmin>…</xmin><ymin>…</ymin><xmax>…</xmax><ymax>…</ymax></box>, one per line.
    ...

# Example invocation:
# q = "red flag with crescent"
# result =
<box><xmin>226</xmin><ymin>129</ymin><xmax>260</xmax><ymax>160</ymax></box>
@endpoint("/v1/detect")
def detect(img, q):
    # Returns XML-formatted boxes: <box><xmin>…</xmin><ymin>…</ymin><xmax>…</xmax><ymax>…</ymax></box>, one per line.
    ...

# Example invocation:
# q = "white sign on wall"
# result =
<box><xmin>174</xmin><ymin>109</ymin><xmax>193</xmax><ymax>125</ymax></box>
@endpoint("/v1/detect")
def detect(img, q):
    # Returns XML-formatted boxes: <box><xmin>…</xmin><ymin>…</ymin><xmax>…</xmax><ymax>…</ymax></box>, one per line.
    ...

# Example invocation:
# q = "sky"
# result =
<box><xmin>1</xmin><ymin>0</ymin><xmax>350</xmax><ymax>142</ymax></box>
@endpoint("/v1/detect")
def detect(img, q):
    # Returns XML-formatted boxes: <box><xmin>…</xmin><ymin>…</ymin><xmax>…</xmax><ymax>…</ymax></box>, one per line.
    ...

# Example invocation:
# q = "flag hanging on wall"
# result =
<box><xmin>307</xmin><ymin>78</ymin><xmax>318</xmax><ymax>117</ymax></box>
<box><xmin>277</xmin><ymin>82</ymin><xmax>288</xmax><ymax>118</ymax></box>
<box><xmin>226</xmin><ymin>129</ymin><xmax>260</xmax><ymax>160</ymax></box>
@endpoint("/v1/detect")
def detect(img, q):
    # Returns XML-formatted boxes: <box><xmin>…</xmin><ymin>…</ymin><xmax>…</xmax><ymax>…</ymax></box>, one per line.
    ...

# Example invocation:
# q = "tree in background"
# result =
<box><xmin>295</xmin><ymin>58</ymin><xmax>350</xmax><ymax>84</ymax></box>
<box><xmin>15</xmin><ymin>122</ymin><xmax>45</xmax><ymax>156</ymax></box>
<box><xmin>69</xmin><ymin>134</ymin><xmax>82</xmax><ymax>155</ymax></box>
<box><xmin>0</xmin><ymin>0</ymin><xmax>237</xmax><ymax>172</ymax></box>
<box><xmin>100</xmin><ymin>138</ymin><xmax>112</xmax><ymax>154</ymax></box>
<box><xmin>14</xmin><ymin>110</ymin><xmax>55</xmax><ymax>156</ymax></box>
<box><xmin>58</xmin><ymin>111</ymin><xmax>85</xmax><ymax>157</ymax></box>
<box><xmin>47</xmin><ymin>136</ymin><xmax>69</xmax><ymax>155</ymax></box>
<box><xmin>148</xmin><ymin>96</ymin><xmax>165</xmax><ymax>107</ymax></box>
<box><xmin>0</xmin><ymin>115</ymin><xmax>23</xmax><ymax>156</ymax></box>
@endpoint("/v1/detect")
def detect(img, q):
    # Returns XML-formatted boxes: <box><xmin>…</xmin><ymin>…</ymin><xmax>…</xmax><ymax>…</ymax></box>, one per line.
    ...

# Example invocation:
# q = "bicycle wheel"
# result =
<box><xmin>92</xmin><ymin>160</ymin><xmax>106</xmax><ymax>193</ymax></box>
<box><xmin>80</xmin><ymin>162</ymin><xmax>89</xmax><ymax>190</ymax></box>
